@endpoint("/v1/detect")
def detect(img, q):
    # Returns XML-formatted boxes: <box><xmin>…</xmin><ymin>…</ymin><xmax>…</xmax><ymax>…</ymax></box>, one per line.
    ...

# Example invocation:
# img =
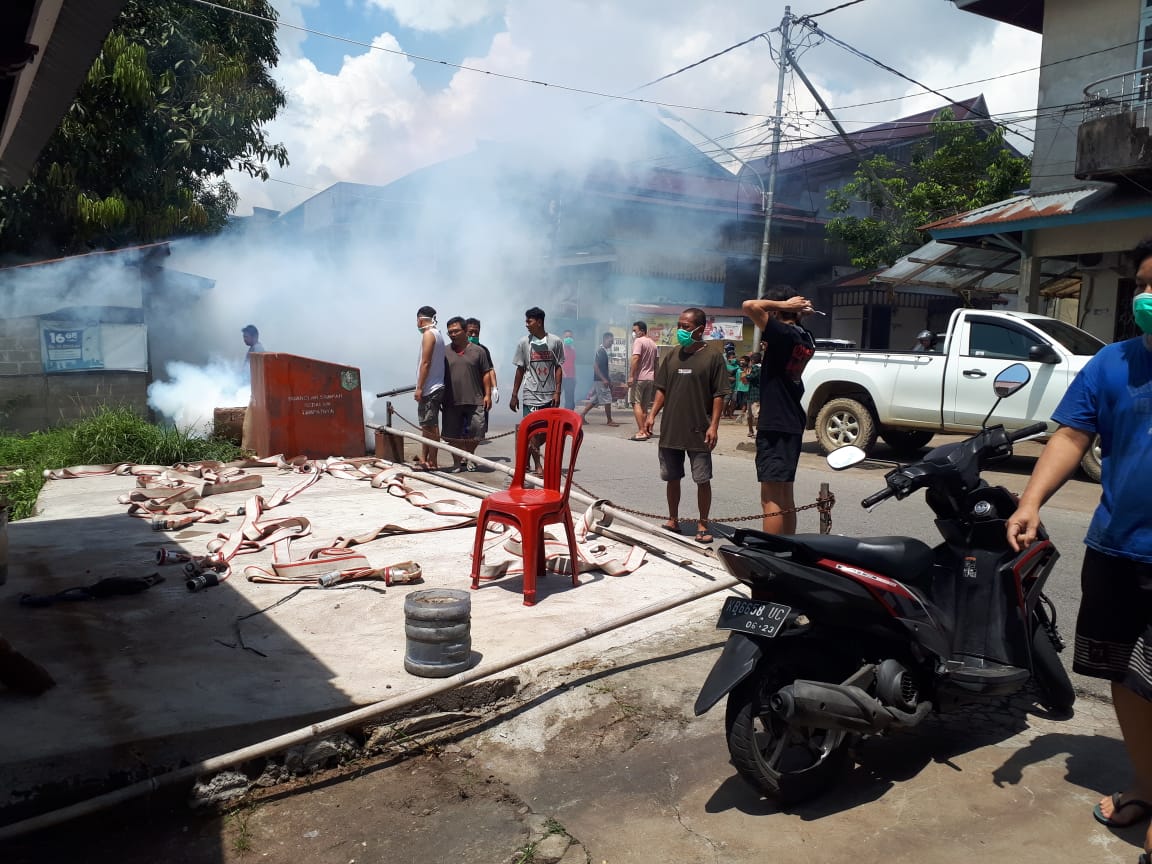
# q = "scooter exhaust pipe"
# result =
<box><xmin>770</xmin><ymin>680</ymin><xmax>931</xmax><ymax>733</ymax></box>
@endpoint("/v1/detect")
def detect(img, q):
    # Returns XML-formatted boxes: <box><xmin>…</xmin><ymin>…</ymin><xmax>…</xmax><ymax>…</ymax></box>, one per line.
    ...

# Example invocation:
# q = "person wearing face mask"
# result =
<box><xmin>413</xmin><ymin>305</ymin><xmax>448</xmax><ymax>470</ymax></box>
<box><xmin>628</xmin><ymin>320</ymin><xmax>658</xmax><ymax>441</ymax></box>
<box><xmin>560</xmin><ymin>329</ymin><xmax>577</xmax><ymax>410</ymax></box>
<box><xmin>1007</xmin><ymin>239</ymin><xmax>1152</xmax><ymax>861</ymax></box>
<box><xmin>466</xmin><ymin>317</ymin><xmax>497</xmax><ymax>440</ymax></box>
<box><xmin>510</xmin><ymin>307</ymin><xmax>565</xmax><ymax>473</ymax></box>
<box><xmin>643</xmin><ymin>307</ymin><xmax>730</xmax><ymax>544</ymax></box>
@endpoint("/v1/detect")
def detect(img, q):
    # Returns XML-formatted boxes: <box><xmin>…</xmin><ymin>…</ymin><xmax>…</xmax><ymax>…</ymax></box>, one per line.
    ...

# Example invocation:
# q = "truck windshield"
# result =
<box><xmin>1029</xmin><ymin>319</ymin><xmax>1105</xmax><ymax>356</ymax></box>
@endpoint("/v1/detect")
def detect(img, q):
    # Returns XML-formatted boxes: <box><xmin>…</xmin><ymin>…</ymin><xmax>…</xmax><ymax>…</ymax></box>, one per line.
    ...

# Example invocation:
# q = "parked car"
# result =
<box><xmin>813</xmin><ymin>338</ymin><xmax>857</xmax><ymax>351</ymax></box>
<box><xmin>801</xmin><ymin>308</ymin><xmax>1105</xmax><ymax>480</ymax></box>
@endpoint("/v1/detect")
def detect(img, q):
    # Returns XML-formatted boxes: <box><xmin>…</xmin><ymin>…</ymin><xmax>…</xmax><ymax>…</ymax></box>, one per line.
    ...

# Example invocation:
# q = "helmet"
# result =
<box><xmin>916</xmin><ymin>330</ymin><xmax>933</xmax><ymax>341</ymax></box>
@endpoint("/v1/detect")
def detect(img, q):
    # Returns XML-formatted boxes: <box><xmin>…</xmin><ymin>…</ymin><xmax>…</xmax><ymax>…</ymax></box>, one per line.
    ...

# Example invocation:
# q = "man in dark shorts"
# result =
<box><xmin>742</xmin><ymin>288</ymin><xmax>816</xmax><ymax>534</ymax></box>
<box><xmin>643</xmin><ymin>307</ymin><xmax>729</xmax><ymax>544</ymax></box>
<box><xmin>413</xmin><ymin>305</ymin><xmax>447</xmax><ymax>470</ymax></box>
<box><xmin>443</xmin><ymin>317</ymin><xmax>492</xmax><ymax>472</ymax></box>
<box><xmin>465</xmin><ymin>317</ymin><xmax>497</xmax><ymax>438</ymax></box>
<box><xmin>1008</xmin><ymin>240</ymin><xmax>1152</xmax><ymax>859</ymax></box>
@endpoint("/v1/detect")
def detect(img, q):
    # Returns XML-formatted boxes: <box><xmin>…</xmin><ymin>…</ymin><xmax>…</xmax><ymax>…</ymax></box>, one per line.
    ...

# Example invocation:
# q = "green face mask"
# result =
<box><xmin>468</xmin><ymin>336</ymin><xmax>479</xmax><ymax>344</ymax></box>
<box><xmin>676</xmin><ymin>328</ymin><xmax>697</xmax><ymax>347</ymax></box>
<box><xmin>1134</xmin><ymin>293</ymin><xmax>1152</xmax><ymax>335</ymax></box>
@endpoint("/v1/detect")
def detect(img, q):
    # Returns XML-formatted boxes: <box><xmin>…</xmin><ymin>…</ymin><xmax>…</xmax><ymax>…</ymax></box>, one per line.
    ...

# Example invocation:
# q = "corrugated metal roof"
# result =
<box><xmin>874</xmin><ymin>239</ymin><xmax>1078</xmax><ymax>295</ymax></box>
<box><xmin>920</xmin><ymin>185</ymin><xmax>1112</xmax><ymax>233</ymax></box>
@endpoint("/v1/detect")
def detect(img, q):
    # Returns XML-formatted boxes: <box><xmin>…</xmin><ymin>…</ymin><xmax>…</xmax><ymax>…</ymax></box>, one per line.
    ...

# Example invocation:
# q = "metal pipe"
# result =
<box><xmin>0</xmin><ymin>575</ymin><xmax>737</xmax><ymax>840</ymax></box>
<box><xmin>375</xmin><ymin>385</ymin><xmax>417</xmax><ymax>398</ymax></box>
<box><xmin>369</xmin><ymin>424</ymin><xmax>714</xmax><ymax>553</ymax></box>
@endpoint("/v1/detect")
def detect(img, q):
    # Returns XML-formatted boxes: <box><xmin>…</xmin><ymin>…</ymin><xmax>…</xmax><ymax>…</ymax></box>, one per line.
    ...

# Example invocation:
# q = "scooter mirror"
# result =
<box><xmin>993</xmin><ymin>363</ymin><xmax>1031</xmax><ymax>398</ymax></box>
<box><xmin>826</xmin><ymin>446</ymin><xmax>867</xmax><ymax>470</ymax></box>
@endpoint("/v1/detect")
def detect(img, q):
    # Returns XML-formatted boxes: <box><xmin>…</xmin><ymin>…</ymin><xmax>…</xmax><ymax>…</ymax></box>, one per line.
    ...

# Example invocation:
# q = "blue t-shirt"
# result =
<box><xmin>1052</xmin><ymin>337</ymin><xmax>1152</xmax><ymax>562</ymax></box>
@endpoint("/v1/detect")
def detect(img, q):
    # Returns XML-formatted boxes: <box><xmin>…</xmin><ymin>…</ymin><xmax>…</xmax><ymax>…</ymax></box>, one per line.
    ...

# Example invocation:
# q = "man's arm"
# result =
<box><xmin>509</xmin><ymin>366</ymin><xmax>526</xmax><ymax>412</ymax></box>
<box><xmin>415</xmin><ymin>329</ymin><xmax>435</xmax><ymax>401</ymax></box>
<box><xmin>1006</xmin><ymin>425</ymin><xmax>1093</xmax><ymax>551</ymax></box>
<box><xmin>643</xmin><ymin>389</ymin><xmax>666</xmax><ymax>437</ymax></box>
<box><xmin>705</xmin><ymin>395</ymin><xmax>724</xmax><ymax>449</ymax></box>
<box><xmin>552</xmin><ymin>366</ymin><xmax>563</xmax><ymax>407</ymax></box>
<box><xmin>742</xmin><ymin>296</ymin><xmax>811</xmax><ymax>333</ymax></box>
<box><xmin>629</xmin><ymin>351</ymin><xmax>639</xmax><ymax>384</ymax></box>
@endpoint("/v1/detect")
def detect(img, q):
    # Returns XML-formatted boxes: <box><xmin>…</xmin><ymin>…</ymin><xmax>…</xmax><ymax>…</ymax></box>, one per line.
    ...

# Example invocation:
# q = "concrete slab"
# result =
<box><xmin>0</xmin><ymin>463</ymin><xmax>725</xmax><ymax>815</ymax></box>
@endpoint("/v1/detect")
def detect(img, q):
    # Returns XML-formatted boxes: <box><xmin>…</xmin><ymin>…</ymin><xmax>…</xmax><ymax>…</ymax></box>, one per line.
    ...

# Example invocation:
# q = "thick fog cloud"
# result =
<box><xmin>228</xmin><ymin>0</ymin><xmax>1040</xmax><ymax>213</ymax></box>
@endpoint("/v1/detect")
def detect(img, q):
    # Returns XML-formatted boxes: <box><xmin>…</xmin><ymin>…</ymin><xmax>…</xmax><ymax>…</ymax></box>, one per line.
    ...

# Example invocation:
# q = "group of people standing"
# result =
<box><xmin>413</xmin><ymin>308</ymin><xmax>497</xmax><ymax>473</ymax></box>
<box><xmin>412</xmin><ymin>288</ymin><xmax>816</xmax><ymax>544</ymax></box>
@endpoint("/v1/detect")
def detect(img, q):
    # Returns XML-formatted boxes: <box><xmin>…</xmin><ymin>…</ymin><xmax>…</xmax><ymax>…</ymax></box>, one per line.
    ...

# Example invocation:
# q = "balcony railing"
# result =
<box><xmin>1083</xmin><ymin>66</ymin><xmax>1152</xmax><ymax>128</ymax></box>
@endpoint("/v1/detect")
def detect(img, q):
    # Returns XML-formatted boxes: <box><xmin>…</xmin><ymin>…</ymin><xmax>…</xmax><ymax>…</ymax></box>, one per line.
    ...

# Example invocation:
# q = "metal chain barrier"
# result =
<box><xmin>388</xmin><ymin>407</ymin><xmax>836</xmax><ymax>534</ymax></box>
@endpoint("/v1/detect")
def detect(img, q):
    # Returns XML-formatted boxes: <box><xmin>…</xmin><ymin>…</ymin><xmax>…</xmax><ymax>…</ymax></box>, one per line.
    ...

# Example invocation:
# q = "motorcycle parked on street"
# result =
<box><xmin>694</xmin><ymin>363</ymin><xmax>1074</xmax><ymax>804</ymax></box>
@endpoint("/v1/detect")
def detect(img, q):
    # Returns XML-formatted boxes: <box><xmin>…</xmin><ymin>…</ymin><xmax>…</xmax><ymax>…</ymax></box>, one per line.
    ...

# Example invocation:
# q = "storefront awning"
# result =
<box><xmin>873</xmin><ymin>239</ymin><xmax>1081</xmax><ymax>296</ymax></box>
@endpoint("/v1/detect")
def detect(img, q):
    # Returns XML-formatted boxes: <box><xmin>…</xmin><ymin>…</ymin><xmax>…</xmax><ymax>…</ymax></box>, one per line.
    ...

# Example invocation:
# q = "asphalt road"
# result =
<box><xmin>475</xmin><ymin>411</ymin><xmax>1104</xmax><ymax>699</ymax></box>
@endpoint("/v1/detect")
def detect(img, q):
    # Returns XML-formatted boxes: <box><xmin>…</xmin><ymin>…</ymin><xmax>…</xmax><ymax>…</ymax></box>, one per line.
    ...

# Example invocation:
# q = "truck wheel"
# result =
<box><xmin>814</xmin><ymin>398</ymin><xmax>877</xmax><ymax>455</ymax></box>
<box><xmin>1079</xmin><ymin>435</ymin><xmax>1102</xmax><ymax>483</ymax></box>
<box><xmin>879</xmin><ymin>429</ymin><xmax>934</xmax><ymax>457</ymax></box>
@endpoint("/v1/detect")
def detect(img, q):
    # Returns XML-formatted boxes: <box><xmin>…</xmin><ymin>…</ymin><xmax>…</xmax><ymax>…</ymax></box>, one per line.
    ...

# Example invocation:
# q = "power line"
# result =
<box><xmin>799</xmin><ymin>0</ymin><xmax>871</xmax><ymax>20</ymax></box>
<box><xmin>183</xmin><ymin>0</ymin><xmax>768</xmax><ymax>119</ymax></box>
<box><xmin>801</xmin><ymin>20</ymin><xmax>1035</xmax><ymax>144</ymax></box>
<box><xmin>627</xmin><ymin>32</ymin><xmax>769</xmax><ymax>94</ymax></box>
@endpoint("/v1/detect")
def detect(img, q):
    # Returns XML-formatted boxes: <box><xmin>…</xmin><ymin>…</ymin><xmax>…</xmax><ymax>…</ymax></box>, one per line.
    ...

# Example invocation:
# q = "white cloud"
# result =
<box><xmin>230</xmin><ymin>1</ymin><xmax>1043</xmax><ymax>214</ymax></box>
<box><xmin>366</xmin><ymin>0</ymin><xmax>504</xmax><ymax>31</ymax></box>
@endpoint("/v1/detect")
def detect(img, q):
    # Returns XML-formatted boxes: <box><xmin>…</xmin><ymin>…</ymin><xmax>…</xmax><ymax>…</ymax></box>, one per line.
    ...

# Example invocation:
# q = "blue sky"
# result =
<box><xmin>229</xmin><ymin>1</ymin><xmax>1041</xmax><ymax>214</ymax></box>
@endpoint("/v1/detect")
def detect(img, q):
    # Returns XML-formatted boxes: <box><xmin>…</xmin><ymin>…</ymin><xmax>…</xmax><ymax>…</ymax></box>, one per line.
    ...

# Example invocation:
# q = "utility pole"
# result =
<box><xmin>752</xmin><ymin>5</ymin><xmax>792</xmax><ymax>348</ymax></box>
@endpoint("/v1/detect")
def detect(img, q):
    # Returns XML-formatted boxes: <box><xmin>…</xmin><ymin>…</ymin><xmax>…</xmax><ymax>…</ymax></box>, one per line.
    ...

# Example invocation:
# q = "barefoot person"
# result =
<box><xmin>580</xmin><ymin>332</ymin><xmax>620</xmax><ymax>427</ymax></box>
<box><xmin>643</xmin><ymin>307</ymin><xmax>729</xmax><ymax>545</ymax></box>
<box><xmin>413</xmin><ymin>305</ymin><xmax>447</xmax><ymax>470</ymax></box>
<box><xmin>1007</xmin><ymin>239</ymin><xmax>1152</xmax><ymax>864</ymax></box>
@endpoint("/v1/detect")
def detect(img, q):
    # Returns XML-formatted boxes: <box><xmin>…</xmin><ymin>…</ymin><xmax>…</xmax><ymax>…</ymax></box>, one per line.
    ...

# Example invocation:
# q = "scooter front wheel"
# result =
<box><xmin>725</xmin><ymin>665</ymin><xmax>853</xmax><ymax>804</ymax></box>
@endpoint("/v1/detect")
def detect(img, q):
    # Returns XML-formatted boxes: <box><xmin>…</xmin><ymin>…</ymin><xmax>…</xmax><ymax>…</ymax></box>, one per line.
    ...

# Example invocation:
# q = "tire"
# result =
<box><xmin>1079</xmin><ymin>435</ymin><xmax>1102</xmax><ymax>483</ymax></box>
<box><xmin>1031</xmin><ymin>606</ymin><xmax>1075</xmax><ymax>714</ymax></box>
<box><xmin>724</xmin><ymin>658</ymin><xmax>853</xmax><ymax>805</ymax></box>
<box><xmin>879</xmin><ymin>428</ymin><xmax>934</xmax><ymax>456</ymax></box>
<box><xmin>814</xmin><ymin>397</ymin><xmax>878</xmax><ymax>455</ymax></box>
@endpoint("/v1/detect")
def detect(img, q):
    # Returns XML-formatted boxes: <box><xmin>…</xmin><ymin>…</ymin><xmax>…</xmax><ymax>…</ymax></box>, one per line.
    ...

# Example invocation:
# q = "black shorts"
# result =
<box><xmin>755</xmin><ymin>430</ymin><xmax>802</xmax><ymax>483</ymax></box>
<box><xmin>1073</xmin><ymin>546</ymin><xmax>1152</xmax><ymax>700</ymax></box>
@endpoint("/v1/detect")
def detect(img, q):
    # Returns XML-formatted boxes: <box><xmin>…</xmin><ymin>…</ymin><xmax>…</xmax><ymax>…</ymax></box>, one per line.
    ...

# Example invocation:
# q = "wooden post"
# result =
<box><xmin>379</xmin><ymin>401</ymin><xmax>405</xmax><ymax>462</ymax></box>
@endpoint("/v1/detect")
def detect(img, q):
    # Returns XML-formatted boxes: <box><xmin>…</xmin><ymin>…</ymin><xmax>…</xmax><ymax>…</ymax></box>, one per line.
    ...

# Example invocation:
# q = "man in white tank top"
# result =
<box><xmin>414</xmin><ymin>305</ymin><xmax>447</xmax><ymax>469</ymax></box>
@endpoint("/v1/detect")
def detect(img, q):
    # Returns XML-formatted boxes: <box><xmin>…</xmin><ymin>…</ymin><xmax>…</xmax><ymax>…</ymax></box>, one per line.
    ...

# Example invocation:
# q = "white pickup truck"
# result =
<box><xmin>801</xmin><ymin>308</ymin><xmax>1106</xmax><ymax>480</ymax></box>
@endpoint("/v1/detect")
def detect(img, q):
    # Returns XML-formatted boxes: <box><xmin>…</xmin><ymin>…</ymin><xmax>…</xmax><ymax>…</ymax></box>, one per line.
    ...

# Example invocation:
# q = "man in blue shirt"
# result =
<box><xmin>1008</xmin><ymin>241</ymin><xmax>1152</xmax><ymax>860</ymax></box>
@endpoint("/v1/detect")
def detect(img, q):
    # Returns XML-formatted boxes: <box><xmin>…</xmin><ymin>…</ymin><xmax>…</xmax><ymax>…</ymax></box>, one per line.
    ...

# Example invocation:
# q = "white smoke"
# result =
<box><xmin>147</xmin><ymin>360</ymin><xmax>250</xmax><ymax>435</ymax></box>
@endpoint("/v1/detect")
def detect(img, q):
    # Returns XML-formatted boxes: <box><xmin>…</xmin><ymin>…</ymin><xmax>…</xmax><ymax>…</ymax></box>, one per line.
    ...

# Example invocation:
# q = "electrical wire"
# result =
<box><xmin>625</xmin><ymin>32</ymin><xmax>770</xmax><ymax>94</ymax></box>
<box><xmin>182</xmin><ymin>0</ymin><xmax>768</xmax><ymax>118</ymax></box>
<box><xmin>798</xmin><ymin>0</ymin><xmax>871</xmax><ymax>20</ymax></box>
<box><xmin>797</xmin><ymin>19</ymin><xmax>1036</xmax><ymax>143</ymax></box>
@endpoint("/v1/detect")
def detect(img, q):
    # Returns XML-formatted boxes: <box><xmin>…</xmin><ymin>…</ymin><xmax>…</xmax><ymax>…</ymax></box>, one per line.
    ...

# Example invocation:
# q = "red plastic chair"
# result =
<box><xmin>470</xmin><ymin>408</ymin><xmax>584</xmax><ymax>606</ymax></box>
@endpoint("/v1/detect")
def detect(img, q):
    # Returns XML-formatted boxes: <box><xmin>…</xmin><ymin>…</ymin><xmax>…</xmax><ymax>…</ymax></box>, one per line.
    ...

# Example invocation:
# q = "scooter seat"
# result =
<box><xmin>786</xmin><ymin>534</ymin><xmax>935</xmax><ymax>586</ymax></box>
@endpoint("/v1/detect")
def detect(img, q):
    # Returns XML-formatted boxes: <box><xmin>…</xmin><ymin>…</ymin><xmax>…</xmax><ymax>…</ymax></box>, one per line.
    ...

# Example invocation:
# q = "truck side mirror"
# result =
<box><xmin>1028</xmin><ymin>343</ymin><xmax>1060</xmax><ymax>364</ymax></box>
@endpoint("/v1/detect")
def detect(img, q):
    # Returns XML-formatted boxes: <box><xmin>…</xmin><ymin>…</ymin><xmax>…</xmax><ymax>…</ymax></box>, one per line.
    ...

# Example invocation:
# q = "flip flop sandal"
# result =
<box><xmin>1093</xmin><ymin>794</ymin><xmax>1152</xmax><ymax>828</ymax></box>
<box><xmin>694</xmin><ymin>530</ymin><xmax>714</xmax><ymax>544</ymax></box>
<box><xmin>661</xmin><ymin>523</ymin><xmax>683</xmax><ymax>535</ymax></box>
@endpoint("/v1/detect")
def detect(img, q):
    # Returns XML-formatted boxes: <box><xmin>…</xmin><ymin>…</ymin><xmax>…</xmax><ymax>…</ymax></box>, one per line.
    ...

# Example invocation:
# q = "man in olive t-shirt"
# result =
<box><xmin>643</xmin><ymin>307</ymin><xmax>729</xmax><ymax>544</ymax></box>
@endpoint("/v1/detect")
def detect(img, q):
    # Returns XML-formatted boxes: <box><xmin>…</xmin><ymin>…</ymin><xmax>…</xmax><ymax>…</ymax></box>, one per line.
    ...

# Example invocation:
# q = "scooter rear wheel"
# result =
<box><xmin>724</xmin><ymin>660</ymin><xmax>853</xmax><ymax>804</ymax></box>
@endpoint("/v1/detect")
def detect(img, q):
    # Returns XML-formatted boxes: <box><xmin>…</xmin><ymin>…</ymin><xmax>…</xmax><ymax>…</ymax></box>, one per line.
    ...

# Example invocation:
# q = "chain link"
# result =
<box><xmin>386</xmin><ymin>412</ymin><xmax>836</xmax><ymax>530</ymax></box>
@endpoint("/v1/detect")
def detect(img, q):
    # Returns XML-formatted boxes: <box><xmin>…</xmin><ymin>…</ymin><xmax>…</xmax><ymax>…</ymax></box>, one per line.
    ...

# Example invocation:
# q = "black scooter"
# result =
<box><xmin>694</xmin><ymin>363</ymin><xmax>1074</xmax><ymax>804</ymax></box>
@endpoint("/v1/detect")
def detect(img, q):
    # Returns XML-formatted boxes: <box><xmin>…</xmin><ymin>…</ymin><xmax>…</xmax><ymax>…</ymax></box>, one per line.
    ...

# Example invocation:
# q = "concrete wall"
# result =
<box><xmin>1033</xmin><ymin>0</ymin><xmax>1140</xmax><ymax>191</ymax></box>
<box><xmin>0</xmin><ymin>316</ymin><xmax>148</xmax><ymax>433</ymax></box>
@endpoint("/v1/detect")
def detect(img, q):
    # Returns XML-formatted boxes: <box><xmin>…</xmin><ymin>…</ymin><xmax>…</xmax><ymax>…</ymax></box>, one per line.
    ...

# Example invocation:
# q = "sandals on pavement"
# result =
<box><xmin>661</xmin><ymin>522</ymin><xmax>683</xmax><ymax>535</ymax></box>
<box><xmin>694</xmin><ymin>528</ymin><xmax>714</xmax><ymax>544</ymax></box>
<box><xmin>1093</xmin><ymin>793</ymin><xmax>1152</xmax><ymax>828</ymax></box>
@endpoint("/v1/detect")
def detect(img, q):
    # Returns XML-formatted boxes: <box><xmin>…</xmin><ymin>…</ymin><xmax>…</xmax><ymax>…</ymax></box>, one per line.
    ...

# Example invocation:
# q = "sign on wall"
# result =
<box><xmin>40</xmin><ymin>320</ymin><xmax>148</xmax><ymax>373</ymax></box>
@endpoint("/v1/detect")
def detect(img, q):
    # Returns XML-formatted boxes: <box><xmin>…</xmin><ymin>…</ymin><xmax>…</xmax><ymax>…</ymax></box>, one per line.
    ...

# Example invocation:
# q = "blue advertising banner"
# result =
<box><xmin>41</xmin><ymin>322</ymin><xmax>104</xmax><ymax>372</ymax></box>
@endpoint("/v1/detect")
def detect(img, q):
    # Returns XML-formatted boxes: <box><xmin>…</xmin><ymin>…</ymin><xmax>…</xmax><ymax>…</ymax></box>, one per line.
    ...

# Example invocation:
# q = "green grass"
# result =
<box><xmin>0</xmin><ymin>406</ymin><xmax>245</xmax><ymax>520</ymax></box>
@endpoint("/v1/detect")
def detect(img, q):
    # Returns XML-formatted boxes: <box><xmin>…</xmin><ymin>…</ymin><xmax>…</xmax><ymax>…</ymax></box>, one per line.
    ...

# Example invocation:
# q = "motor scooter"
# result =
<box><xmin>694</xmin><ymin>363</ymin><xmax>1074</xmax><ymax>804</ymax></box>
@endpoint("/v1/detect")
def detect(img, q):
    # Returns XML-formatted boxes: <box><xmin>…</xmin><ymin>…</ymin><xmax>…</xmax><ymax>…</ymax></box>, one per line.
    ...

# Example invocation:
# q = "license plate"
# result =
<box><xmin>716</xmin><ymin>597</ymin><xmax>792</xmax><ymax>638</ymax></box>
